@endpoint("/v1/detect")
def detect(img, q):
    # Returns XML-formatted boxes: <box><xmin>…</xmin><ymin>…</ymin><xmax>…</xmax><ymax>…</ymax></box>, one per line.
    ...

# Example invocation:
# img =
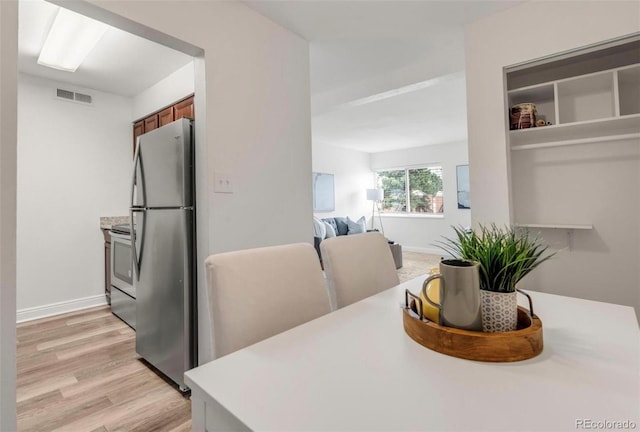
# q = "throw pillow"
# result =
<box><xmin>324</xmin><ymin>221</ymin><xmax>336</xmax><ymax>238</ymax></box>
<box><xmin>333</xmin><ymin>217</ymin><xmax>350</xmax><ymax>236</ymax></box>
<box><xmin>347</xmin><ymin>216</ymin><xmax>366</xmax><ymax>235</ymax></box>
<box><xmin>313</xmin><ymin>216</ymin><xmax>326</xmax><ymax>239</ymax></box>
<box><xmin>322</xmin><ymin>218</ymin><xmax>338</xmax><ymax>235</ymax></box>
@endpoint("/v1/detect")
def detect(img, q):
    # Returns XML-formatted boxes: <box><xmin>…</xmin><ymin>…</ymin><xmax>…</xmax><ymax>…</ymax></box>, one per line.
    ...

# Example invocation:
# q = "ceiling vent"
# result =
<box><xmin>56</xmin><ymin>88</ymin><xmax>93</xmax><ymax>105</ymax></box>
<box><xmin>74</xmin><ymin>92</ymin><xmax>92</xmax><ymax>104</ymax></box>
<box><xmin>56</xmin><ymin>88</ymin><xmax>74</xmax><ymax>100</ymax></box>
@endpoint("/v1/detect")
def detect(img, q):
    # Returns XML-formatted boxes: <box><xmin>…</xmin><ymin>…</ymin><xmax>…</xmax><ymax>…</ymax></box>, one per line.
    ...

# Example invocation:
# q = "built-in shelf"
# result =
<box><xmin>507</xmin><ymin>37</ymin><xmax>638</xmax><ymax>255</ymax></box>
<box><xmin>508</xmin><ymin>83</ymin><xmax>556</xmax><ymax>126</ymax></box>
<box><xmin>618</xmin><ymin>66</ymin><xmax>640</xmax><ymax>116</ymax></box>
<box><xmin>509</xmin><ymin>113</ymin><xmax>640</xmax><ymax>149</ymax></box>
<box><xmin>508</xmin><ymin>63</ymin><xmax>640</xmax><ymax>149</ymax></box>
<box><xmin>514</xmin><ymin>224</ymin><xmax>593</xmax><ymax>251</ymax></box>
<box><xmin>512</xmin><ymin>131</ymin><xmax>640</xmax><ymax>151</ymax></box>
<box><xmin>514</xmin><ymin>223</ymin><xmax>593</xmax><ymax>230</ymax></box>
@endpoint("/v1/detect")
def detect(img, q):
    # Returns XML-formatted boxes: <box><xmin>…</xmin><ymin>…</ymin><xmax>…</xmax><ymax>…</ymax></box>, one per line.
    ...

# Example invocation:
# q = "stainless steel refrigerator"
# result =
<box><xmin>130</xmin><ymin>117</ymin><xmax>197</xmax><ymax>392</ymax></box>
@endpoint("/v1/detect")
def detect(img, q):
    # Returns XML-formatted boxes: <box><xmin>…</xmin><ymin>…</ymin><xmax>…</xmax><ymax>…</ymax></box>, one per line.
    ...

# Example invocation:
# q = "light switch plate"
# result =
<box><xmin>214</xmin><ymin>172</ymin><xmax>233</xmax><ymax>193</ymax></box>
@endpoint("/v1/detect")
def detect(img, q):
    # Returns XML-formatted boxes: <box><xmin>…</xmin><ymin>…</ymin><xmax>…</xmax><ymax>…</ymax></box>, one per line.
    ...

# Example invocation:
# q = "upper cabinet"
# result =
<box><xmin>174</xmin><ymin>96</ymin><xmax>194</xmax><ymax>120</ymax></box>
<box><xmin>144</xmin><ymin>114</ymin><xmax>159</xmax><ymax>134</ymax></box>
<box><xmin>506</xmin><ymin>39</ymin><xmax>640</xmax><ymax>150</ymax></box>
<box><xmin>158</xmin><ymin>106</ymin><xmax>175</xmax><ymax>127</ymax></box>
<box><xmin>132</xmin><ymin>94</ymin><xmax>195</xmax><ymax>154</ymax></box>
<box><xmin>133</xmin><ymin>120</ymin><xmax>144</xmax><ymax>156</ymax></box>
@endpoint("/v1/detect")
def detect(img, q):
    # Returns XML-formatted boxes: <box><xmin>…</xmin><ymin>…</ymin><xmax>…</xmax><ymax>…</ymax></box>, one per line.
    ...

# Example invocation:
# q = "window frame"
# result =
<box><xmin>376</xmin><ymin>164</ymin><xmax>444</xmax><ymax>216</ymax></box>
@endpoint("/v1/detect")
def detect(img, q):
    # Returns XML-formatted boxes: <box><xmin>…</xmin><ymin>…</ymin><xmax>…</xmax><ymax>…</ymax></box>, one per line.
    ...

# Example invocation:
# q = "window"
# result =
<box><xmin>377</xmin><ymin>167</ymin><xmax>443</xmax><ymax>214</ymax></box>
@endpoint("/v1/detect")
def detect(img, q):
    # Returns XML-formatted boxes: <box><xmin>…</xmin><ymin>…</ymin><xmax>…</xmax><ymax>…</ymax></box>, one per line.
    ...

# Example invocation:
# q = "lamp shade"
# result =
<box><xmin>366</xmin><ymin>188</ymin><xmax>384</xmax><ymax>201</ymax></box>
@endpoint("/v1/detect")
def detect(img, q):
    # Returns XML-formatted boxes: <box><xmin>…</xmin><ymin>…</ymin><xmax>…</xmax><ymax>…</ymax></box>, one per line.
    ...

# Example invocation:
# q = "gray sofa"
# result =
<box><xmin>320</xmin><ymin>216</ymin><xmax>352</xmax><ymax>237</ymax></box>
<box><xmin>313</xmin><ymin>217</ymin><xmax>355</xmax><ymax>260</ymax></box>
<box><xmin>313</xmin><ymin>216</ymin><xmax>402</xmax><ymax>269</ymax></box>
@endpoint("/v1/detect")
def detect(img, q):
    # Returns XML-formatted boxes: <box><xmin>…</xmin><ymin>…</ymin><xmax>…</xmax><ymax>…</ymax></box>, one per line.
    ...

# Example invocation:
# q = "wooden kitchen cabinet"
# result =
<box><xmin>158</xmin><ymin>106</ymin><xmax>175</xmax><ymax>127</ymax></box>
<box><xmin>102</xmin><ymin>229</ymin><xmax>111</xmax><ymax>305</ymax></box>
<box><xmin>174</xmin><ymin>96</ymin><xmax>194</xmax><ymax>120</ymax></box>
<box><xmin>133</xmin><ymin>121</ymin><xmax>144</xmax><ymax>156</ymax></box>
<box><xmin>132</xmin><ymin>94</ymin><xmax>195</xmax><ymax>154</ymax></box>
<box><xmin>143</xmin><ymin>114</ymin><xmax>159</xmax><ymax>133</ymax></box>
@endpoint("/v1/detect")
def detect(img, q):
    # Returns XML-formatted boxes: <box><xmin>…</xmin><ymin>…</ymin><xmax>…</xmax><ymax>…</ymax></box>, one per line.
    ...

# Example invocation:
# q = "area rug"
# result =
<box><xmin>397</xmin><ymin>251</ymin><xmax>442</xmax><ymax>283</ymax></box>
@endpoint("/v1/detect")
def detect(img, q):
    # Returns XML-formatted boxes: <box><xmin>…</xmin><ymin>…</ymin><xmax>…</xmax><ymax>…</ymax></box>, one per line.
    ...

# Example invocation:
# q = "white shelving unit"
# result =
<box><xmin>508</xmin><ymin>64</ymin><xmax>640</xmax><ymax>149</ymax></box>
<box><xmin>514</xmin><ymin>224</ymin><xmax>593</xmax><ymax>251</ymax></box>
<box><xmin>514</xmin><ymin>223</ymin><xmax>593</xmax><ymax>230</ymax></box>
<box><xmin>619</xmin><ymin>65</ymin><xmax>640</xmax><ymax>116</ymax></box>
<box><xmin>508</xmin><ymin>83</ymin><xmax>556</xmax><ymax>126</ymax></box>
<box><xmin>510</xmin><ymin>115</ymin><xmax>640</xmax><ymax>149</ymax></box>
<box><xmin>506</xmin><ymin>36</ymin><xmax>640</xmax><ymax>232</ymax></box>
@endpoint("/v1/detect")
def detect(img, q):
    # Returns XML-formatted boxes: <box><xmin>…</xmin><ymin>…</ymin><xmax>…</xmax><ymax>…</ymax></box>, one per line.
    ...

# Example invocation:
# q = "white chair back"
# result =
<box><xmin>206</xmin><ymin>243</ymin><xmax>331</xmax><ymax>358</ymax></box>
<box><xmin>320</xmin><ymin>232</ymin><xmax>400</xmax><ymax>309</ymax></box>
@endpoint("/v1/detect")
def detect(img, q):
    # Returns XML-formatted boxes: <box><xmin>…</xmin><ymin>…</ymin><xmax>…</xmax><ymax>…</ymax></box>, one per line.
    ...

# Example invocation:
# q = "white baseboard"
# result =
<box><xmin>17</xmin><ymin>294</ymin><xmax>108</xmax><ymax>323</ymax></box>
<box><xmin>402</xmin><ymin>246</ymin><xmax>449</xmax><ymax>256</ymax></box>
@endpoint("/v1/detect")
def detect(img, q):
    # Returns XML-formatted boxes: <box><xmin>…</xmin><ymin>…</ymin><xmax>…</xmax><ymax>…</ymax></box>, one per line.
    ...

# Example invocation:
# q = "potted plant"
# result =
<box><xmin>437</xmin><ymin>224</ymin><xmax>555</xmax><ymax>332</ymax></box>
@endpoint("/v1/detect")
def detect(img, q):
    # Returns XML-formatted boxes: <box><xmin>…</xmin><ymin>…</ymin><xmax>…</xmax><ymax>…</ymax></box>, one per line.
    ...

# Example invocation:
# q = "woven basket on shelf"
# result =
<box><xmin>510</xmin><ymin>103</ymin><xmax>537</xmax><ymax>130</ymax></box>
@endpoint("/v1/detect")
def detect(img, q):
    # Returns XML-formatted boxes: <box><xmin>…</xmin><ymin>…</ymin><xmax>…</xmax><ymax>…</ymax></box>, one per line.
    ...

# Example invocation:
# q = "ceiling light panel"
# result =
<box><xmin>37</xmin><ymin>8</ymin><xmax>109</xmax><ymax>72</ymax></box>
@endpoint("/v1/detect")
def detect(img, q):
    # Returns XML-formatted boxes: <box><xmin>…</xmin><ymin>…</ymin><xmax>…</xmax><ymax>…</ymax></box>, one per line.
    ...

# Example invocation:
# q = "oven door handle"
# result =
<box><xmin>130</xmin><ymin>208</ymin><xmax>146</xmax><ymax>280</ymax></box>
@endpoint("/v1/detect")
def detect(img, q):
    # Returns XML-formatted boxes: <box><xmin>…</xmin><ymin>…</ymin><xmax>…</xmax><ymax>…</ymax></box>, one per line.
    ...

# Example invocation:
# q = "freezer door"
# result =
<box><xmin>133</xmin><ymin>118</ymin><xmax>193</xmax><ymax>208</ymax></box>
<box><xmin>135</xmin><ymin>208</ymin><xmax>195</xmax><ymax>390</ymax></box>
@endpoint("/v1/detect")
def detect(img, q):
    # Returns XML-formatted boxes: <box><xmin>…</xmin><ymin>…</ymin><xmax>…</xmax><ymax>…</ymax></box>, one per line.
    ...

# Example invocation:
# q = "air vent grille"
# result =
<box><xmin>56</xmin><ymin>88</ymin><xmax>74</xmax><ymax>100</ymax></box>
<box><xmin>56</xmin><ymin>88</ymin><xmax>93</xmax><ymax>105</ymax></box>
<box><xmin>74</xmin><ymin>92</ymin><xmax>92</xmax><ymax>104</ymax></box>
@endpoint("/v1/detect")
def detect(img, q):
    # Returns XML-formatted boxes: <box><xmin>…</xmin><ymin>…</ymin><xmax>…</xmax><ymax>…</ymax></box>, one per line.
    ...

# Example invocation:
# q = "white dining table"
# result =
<box><xmin>184</xmin><ymin>275</ymin><xmax>640</xmax><ymax>431</ymax></box>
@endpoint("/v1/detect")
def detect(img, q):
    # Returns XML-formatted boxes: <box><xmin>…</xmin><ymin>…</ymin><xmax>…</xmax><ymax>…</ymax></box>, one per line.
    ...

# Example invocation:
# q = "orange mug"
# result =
<box><xmin>419</xmin><ymin>267</ymin><xmax>440</xmax><ymax>323</ymax></box>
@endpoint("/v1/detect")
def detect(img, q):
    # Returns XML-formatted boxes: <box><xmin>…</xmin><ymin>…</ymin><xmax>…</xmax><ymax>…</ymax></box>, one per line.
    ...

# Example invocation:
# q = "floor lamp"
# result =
<box><xmin>366</xmin><ymin>188</ymin><xmax>384</xmax><ymax>235</ymax></box>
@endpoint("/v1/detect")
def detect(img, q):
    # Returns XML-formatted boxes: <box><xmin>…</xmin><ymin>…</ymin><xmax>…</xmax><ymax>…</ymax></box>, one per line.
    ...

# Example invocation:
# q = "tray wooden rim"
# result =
<box><xmin>403</xmin><ymin>305</ymin><xmax>543</xmax><ymax>362</ymax></box>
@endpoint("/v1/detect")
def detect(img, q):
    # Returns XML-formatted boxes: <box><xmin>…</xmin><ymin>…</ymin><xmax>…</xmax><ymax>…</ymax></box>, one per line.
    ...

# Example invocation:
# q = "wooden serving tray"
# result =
<box><xmin>403</xmin><ymin>293</ymin><xmax>543</xmax><ymax>362</ymax></box>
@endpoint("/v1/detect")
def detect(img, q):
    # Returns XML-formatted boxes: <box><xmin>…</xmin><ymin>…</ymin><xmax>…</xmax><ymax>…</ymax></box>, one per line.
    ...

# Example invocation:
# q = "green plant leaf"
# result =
<box><xmin>435</xmin><ymin>224</ymin><xmax>556</xmax><ymax>292</ymax></box>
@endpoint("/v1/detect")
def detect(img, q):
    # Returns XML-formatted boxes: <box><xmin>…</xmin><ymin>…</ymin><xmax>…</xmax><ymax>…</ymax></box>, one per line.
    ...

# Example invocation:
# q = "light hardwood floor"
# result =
<box><xmin>396</xmin><ymin>252</ymin><xmax>441</xmax><ymax>283</ymax></box>
<box><xmin>16</xmin><ymin>306</ymin><xmax>191</xmax><ymax>432</ymax></box>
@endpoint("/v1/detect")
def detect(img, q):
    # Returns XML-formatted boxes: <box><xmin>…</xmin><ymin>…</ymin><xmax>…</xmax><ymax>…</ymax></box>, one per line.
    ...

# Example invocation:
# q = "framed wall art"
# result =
<box><xmin>312</xmin><ymin>172</ymin><xmax>335</xmax><ymax>212</ymax></box>
<box><xmin>456</xmin><ymin>165</ymin><xmax>470</xmax><ymax>209</ymax></box>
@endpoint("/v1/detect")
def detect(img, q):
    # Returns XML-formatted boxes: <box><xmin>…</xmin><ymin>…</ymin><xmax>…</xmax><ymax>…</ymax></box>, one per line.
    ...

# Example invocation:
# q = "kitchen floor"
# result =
<box><xmin>16</xmin><ymin>306</ymin><xmax>191</xmax><ymax>432</ymax></box>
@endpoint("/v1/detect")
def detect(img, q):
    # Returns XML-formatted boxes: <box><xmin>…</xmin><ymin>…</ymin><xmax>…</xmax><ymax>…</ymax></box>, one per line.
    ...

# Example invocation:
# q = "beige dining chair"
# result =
<box><xmin>205</xmin><ymin>243</ymin><xmax>332</xmax><ymax>358</ymax></box>
<box><xmin>320</xmin><ymin>232</ymin><xmax>400</xmax><ymax>310</ymax></box>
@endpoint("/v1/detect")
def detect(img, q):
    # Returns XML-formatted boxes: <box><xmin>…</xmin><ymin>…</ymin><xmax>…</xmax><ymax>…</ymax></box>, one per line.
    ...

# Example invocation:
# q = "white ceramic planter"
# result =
<box><xmin>480</xmin><ymin>290</ymin><xmax>518</xmax><ymax>332</ymax></box>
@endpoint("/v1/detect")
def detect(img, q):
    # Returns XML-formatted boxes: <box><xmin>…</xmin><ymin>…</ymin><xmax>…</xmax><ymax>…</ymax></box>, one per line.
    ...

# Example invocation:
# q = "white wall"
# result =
<box><xmin>466</xmin><ymin>1</ymin><xmax>640</xmax><ymax>227</ymax></box>
<box><xmin>80</xmin><ymin>0</ymin><xmax>313</xmax><ymax>252</ymax></box>
<box><xmin>312</xmin><ymin>142</ymin><xmax>372</xmax><ymax>224</ymax></box>
<box><xmin>370</xmin><ymin>141</ymin><xmax>470</xmax><ymax>254</ymax></box>
<box><xmin>0</xmin><ymin>0</ymin><xmax>18</xmax><ymax>429</ymax></box>
<box><xmin>132</xmin><ymin>61</ymin><xmax>194</xmax><ymax>120</ymax></box>
<box><xmin>69</xmin><ymin>0</ymin><xmax>312</xmax><ymax>362</ymax></box>
<box><xmin>511</xmin><ymin>140</ymin><xmax>639</xmax><ymax>310</ymax></box>
<box><xmin>16</xmin><ymin>74</ymin><xmax>132</xmax><ymax>312</ymax></box>
<box><xmin>465</xmin><ymin>1</ymin><xmax>640</xmax><ymax>315</ymax></box>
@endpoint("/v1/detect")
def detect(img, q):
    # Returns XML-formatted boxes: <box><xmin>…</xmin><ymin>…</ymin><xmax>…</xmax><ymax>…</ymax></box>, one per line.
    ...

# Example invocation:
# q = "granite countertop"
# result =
<box><xmin>100</xmin><ymin>216</ymin><xmax>130</xmax><ymax>230</ymax></box>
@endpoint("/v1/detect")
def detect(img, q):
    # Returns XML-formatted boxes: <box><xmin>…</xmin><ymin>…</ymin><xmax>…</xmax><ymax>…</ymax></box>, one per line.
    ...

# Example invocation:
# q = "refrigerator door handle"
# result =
<box><xmin>130</xmin><ymin>208</ymin><xmax>146</xmax><ymax>280</ymax></box>
<box><xmin>130</xmin><ymin>139</ymin><xmax>146</xmax><ymax>208</ymax></box>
